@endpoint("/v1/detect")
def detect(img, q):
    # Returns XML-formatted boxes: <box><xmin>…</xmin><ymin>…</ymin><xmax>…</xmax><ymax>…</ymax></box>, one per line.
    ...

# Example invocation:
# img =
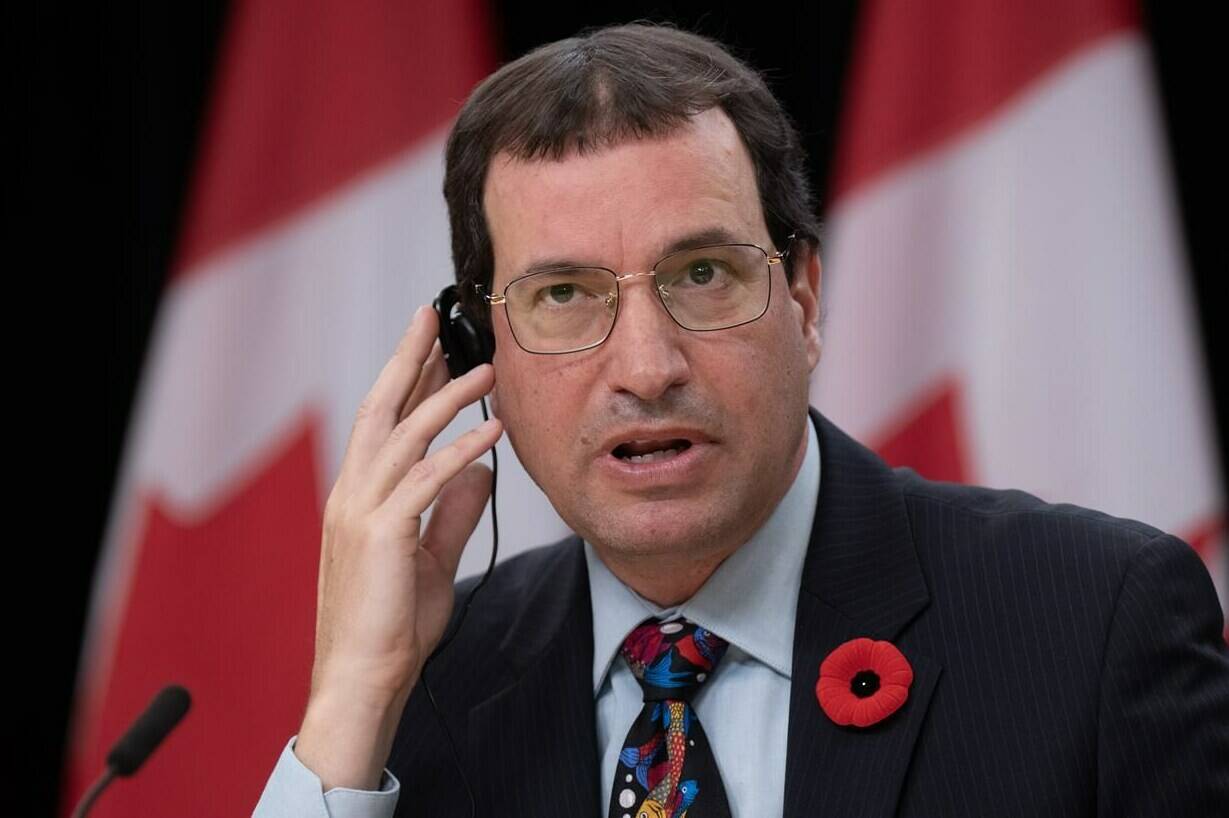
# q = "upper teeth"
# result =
<box><xmin>622</xmin><ymin>446</ymin><xmax>683</xmax><ymax>463</ymax></box>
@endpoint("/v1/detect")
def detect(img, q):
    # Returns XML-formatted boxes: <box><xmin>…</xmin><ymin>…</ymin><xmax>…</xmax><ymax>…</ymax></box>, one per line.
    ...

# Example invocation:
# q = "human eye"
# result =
<box><xmin>683</xmin><ymin>258</ymin><xmax>730</xmax><ymax>286</ymax></box>
<box><xmin>538</xmin><ymin>281</ymin><xmax>580</xmax><ymax>305</ymax></box>
<box><xmin>667</xmin><ymin>255</ymin><xmax>737</xmax><ymax>290</ymax></box>
<box><xmin>528</xmin><ymin>270</ymin><xmax>604</xmax><ymax>309</ymax></box>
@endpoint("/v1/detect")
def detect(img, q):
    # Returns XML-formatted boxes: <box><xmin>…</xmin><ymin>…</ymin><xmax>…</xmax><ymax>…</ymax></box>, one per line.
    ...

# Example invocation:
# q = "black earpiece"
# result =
<box><xmin>433</xmin><ymin>284</ymin><xmax>494</xmax><ymax>379</ymax></box>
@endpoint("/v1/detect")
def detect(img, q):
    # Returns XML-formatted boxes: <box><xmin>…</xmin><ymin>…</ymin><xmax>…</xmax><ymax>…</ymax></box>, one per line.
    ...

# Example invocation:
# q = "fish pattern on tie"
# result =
<box><xmin>610</xmin><ymin>618</ymin><xmax>730</xmax><ymax>818</ymax></box>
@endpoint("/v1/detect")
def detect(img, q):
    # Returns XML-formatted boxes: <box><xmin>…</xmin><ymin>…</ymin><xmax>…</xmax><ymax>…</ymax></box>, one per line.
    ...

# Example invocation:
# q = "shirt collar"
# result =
<box><xmin>584</xmin><ymin>415</ymin><xmax>820</xmax><ymax>693</ymax></box>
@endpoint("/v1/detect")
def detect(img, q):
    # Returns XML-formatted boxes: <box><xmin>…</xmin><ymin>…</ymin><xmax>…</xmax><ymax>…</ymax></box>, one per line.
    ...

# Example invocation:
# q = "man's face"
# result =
<box><xmin>483</xmin><ymin>107</ymin><xmax>822</xmax><ymax>566</ymax></box>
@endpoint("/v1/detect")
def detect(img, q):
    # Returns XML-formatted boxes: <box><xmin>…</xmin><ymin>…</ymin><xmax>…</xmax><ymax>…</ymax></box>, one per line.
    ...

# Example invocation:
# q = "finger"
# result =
<box><xmin>339</xmin><ymin>306</ymin><xmax>440</xmax><ymax>489</ymax></box>
<box><xmin>398</xmin><ymin>338</ymin><xmax>448</xmax><ymax>425</ymax></box>
<box><xmin>382</xmin><ymin>416</ymin><xmax>503</xmax><ymax>540</ymax></box>
<box><xmin>420</xmin><ymin>461</ymin><xmax>494</xmax><ymax>582</ymax></box>
<box><xmin>364</xmin><ymin>362</ymin><xmax>496</xmax><ymax>504</ymax></box>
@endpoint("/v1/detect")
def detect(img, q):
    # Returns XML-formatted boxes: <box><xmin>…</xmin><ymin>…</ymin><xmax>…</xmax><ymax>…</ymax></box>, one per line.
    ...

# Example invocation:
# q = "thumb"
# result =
<box><xmin>420</xmin><ymin>461</ymin><xmax>494</xmax><ymax>581</ymax></box>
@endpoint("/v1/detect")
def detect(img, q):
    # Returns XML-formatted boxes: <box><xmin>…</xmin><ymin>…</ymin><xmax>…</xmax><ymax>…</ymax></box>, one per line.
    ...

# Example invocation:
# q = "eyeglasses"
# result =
<box><xmin>476</xmin><ymin>233</ymin><xmax>798</xmax><ymax>354</ymax></box>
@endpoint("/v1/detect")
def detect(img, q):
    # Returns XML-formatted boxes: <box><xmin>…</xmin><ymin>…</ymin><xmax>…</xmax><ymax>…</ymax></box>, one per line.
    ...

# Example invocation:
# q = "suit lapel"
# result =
<box><xmin>467</xmin><ymin>536</ymin><xmax>600</xmax><ymax>817</ymax></box>
<box><xmin>784</xmin><ymin>408</ymin><xmax>943</xmax><ymax>817</ymax></box>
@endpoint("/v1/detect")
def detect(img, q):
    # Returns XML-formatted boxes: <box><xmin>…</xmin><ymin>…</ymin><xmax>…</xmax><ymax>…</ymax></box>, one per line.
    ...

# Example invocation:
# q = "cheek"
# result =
<box><xmin>492</xmin><ymin>361</ymin><xmax>587</xmax><ymax>470</ymax></box>
<box><xmin>717</xmin><ymin>326</ymin><xmax>808</xmax><ymax>423</ymax></box>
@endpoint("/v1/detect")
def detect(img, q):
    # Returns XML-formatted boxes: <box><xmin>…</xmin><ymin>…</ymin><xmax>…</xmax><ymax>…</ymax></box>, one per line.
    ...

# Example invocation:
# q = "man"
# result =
<box><xmin>254</xmin><ymin>21</ymin><xmax>1229</xmax><ymax>817</ymax></box>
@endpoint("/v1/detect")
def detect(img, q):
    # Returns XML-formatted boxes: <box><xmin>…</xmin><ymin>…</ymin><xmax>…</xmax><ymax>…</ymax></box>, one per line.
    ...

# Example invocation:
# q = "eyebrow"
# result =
<box><xmin>516</xmin><ymin>226</ymin><xmax>742</xmax><ymax>279</ymax></box>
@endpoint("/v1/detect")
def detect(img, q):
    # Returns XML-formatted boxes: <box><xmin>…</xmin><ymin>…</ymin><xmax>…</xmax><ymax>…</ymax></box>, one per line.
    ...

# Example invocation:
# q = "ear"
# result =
<box><xmin>788</xmin><ymin>239</ymin><xmax>822</xmax><ymax>371</ymax></box>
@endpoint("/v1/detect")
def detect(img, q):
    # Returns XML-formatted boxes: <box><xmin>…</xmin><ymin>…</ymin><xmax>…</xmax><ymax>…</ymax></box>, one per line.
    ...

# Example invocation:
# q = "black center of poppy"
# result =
<box><xmin>850</xmin><ymin>669</ymin><xmax>880</xmax><ymax>698</ymax></box>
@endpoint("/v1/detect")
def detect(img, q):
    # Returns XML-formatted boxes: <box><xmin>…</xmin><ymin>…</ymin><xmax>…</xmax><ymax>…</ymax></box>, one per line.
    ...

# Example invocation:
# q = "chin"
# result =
<box><xmin>570</xmin><ymin>496</ymin><xmax>733</xmax><ymax>558</ymax></box>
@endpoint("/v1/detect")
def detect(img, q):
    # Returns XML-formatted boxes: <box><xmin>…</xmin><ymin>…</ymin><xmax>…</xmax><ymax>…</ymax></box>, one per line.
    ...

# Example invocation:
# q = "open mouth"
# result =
<box><xmin>611</xmin><ymin>439</ymin><xmax>693</xmax><ymax>464</ymax></box>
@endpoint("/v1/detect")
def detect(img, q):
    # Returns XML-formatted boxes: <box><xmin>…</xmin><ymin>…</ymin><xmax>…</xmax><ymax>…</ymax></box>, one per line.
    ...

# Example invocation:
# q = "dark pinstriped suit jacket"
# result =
<box><xmin>386</xmin><ymin>406</ymin><xmax>1229</xmax><ymax>816</ymax></box>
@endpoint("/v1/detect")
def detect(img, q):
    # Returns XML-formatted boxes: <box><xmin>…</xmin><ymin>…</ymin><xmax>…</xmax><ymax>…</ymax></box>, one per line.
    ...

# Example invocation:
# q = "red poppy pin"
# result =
<box><xmin>816</xmin><ymin>637</ymin><xmax>914</xmax><ymax>727</ymax></box>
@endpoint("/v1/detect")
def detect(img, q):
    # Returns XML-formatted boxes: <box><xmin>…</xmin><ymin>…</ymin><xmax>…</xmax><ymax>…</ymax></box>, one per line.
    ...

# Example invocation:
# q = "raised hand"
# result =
<box><xmin>295</xmin><ymin>304</ymin><xmax>502</xmax><ymax>792</ymax></box>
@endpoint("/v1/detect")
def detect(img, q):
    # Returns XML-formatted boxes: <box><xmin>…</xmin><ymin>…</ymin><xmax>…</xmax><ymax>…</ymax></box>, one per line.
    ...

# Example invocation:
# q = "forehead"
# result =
<box><xmin>483</xmin><ymin>107</ymin><xmax>767</xmax><ymax>288</ymax></box>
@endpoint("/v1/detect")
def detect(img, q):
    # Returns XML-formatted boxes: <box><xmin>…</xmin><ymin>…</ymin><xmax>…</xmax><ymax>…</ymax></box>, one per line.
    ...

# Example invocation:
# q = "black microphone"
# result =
<box><xmin>71</xmin><ymin>684</ymin><xmax>192</xmax><ymax>818</ymax></box>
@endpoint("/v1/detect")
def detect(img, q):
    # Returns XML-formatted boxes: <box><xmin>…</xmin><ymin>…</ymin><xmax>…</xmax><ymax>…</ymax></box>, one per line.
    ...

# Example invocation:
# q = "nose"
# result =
<box><xmin>601</xmin><ymin>273</ymin><xmax>691</xmax><ymax>401</ymax></box>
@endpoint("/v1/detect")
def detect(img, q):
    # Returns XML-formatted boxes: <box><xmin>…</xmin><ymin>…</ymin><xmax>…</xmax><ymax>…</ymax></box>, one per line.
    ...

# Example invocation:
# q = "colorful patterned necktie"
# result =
<box><xmin>608</xmin><ymin>617</ymin><xmax>732</xmax><ymax>818</ymax></box>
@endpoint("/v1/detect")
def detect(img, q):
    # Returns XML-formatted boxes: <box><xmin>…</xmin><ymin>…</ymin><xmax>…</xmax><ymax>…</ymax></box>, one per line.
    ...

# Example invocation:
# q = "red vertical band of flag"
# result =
<box><xmin>816</xmin><ymin>0</ymin><xmax>1227</xmax><ymax>628</ymax></box>
<box><xmin>833</xmin><ymin>0</ymin><xmax>1137</xmax><ymax>199</ymax></box>
<box><xmin>63</xmin><ymin>2</ymin><xmax>494</xmax><ymax>815</ymax></box>
<box><xmin>175</xmin><ymin>0</ymin><xmax>494</xmax><ymax>279</ymax></box>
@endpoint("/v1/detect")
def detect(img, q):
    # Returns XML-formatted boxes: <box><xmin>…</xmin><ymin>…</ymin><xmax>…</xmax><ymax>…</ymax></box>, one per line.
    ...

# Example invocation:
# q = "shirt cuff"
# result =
<box><xmin>251</xmin><ymin>734</ymin><xmax>400</xmax><ymax>818</ymax></box>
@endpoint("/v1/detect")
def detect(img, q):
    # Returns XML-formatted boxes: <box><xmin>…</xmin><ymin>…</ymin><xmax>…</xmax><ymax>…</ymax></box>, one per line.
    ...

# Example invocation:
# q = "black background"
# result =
<box><xmin>23</xmin><ymin>2</ymin><xmax>1223</xmax><ymax>814</ymax></box>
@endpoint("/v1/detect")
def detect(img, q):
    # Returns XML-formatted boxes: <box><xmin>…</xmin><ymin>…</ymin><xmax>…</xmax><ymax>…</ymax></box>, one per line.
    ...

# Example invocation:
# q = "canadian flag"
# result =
<box><xmin>61</xmin><ymin>1</ymin><xmax>568</xmax><ymax>815</ymax></box>
<box><xmin>812</xmin><ymin>0</ymin><xmax>1226</xmax><ymax>624</ymax></box>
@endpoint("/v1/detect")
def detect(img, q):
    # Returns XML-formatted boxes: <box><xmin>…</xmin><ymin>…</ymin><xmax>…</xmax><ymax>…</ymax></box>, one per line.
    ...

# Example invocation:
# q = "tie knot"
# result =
<box><xmin>620</xmin><ymin>617</ymin><xmax>729</xmax><ymax>702</ymax></box>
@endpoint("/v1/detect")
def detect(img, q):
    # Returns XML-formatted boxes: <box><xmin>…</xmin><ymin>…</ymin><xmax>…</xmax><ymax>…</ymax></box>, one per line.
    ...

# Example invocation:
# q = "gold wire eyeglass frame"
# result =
<box><xmin>475</xmin><ymin>232</ymin><xmax>799</xmax><ymax>354</ymax></box>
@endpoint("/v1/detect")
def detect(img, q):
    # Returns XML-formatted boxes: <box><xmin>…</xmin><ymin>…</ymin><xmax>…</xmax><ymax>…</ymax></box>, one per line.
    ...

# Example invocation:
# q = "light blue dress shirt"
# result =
<box><xmin>252</xmin><ymin>418</ymin><xmax>819</xmax><ymax>817</ymax></box>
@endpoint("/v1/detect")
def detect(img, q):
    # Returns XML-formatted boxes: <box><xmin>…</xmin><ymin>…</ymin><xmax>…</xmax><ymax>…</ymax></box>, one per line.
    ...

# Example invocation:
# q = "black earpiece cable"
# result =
<box><xmin>418</xmin><ymin>394</ymin><xmax>497</xmax><ymax>818</ymax></box>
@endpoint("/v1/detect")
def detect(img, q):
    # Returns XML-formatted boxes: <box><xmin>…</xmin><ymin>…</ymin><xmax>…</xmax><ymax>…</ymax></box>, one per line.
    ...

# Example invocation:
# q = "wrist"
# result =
<box><xmin>296</xmin><ymin>678</ymin><xmax>414</xmax><ymax>792</ymax></box>
<box><xmin>309</xmin><ymin>655</ymin><xmax>420</xmax><ymax>711</ymax></box>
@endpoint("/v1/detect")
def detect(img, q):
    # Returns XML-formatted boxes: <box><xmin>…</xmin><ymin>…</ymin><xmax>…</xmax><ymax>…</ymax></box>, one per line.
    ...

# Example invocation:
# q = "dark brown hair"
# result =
<box><xmin>443</xmin><ymin>20</ymin><xmax>822</xmax><ymax>337</ymax></box>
